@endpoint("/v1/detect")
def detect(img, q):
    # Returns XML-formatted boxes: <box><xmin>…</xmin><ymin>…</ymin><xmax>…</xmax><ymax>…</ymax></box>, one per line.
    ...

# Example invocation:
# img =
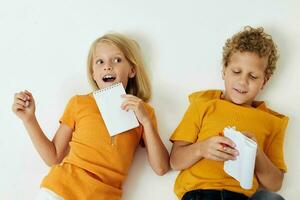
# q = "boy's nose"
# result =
<box><xmin>238</xmin><ymin>75</ymin><xmax>248</xmax><ymax>84</ymax></box>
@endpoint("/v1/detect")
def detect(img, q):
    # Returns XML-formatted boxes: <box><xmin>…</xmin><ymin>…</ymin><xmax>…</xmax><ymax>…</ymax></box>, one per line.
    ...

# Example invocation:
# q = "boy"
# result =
<box><xmin>170</xmin><ymin>26</ymin><xmax>287</xmax><ymax>200</ymax></box>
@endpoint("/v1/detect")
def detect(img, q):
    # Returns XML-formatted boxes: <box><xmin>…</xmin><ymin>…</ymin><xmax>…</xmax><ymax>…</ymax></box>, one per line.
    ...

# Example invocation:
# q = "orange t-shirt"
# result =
<box><xmin>41</xmin><ymin>93</ymin><xmax>157</xmax><ymax>200</ymax></box>
<box><xmin>170</xmin><ymin>90</ymin><xmax>288</xmax><ymax>199</ymax></box>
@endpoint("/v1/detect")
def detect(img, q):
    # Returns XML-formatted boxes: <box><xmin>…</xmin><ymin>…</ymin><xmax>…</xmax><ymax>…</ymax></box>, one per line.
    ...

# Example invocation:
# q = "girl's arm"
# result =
<box><xmin>254</xmin><ymin>148</ymin><xmax>284</xmax><ymax>191</ymax></box>
<box><xmin>12</xmin><ymin>90</ymin><xmax>72</xmax><ymax>166</ymax></box>
<box><xmin>121</xmin><ymin>94</ymin><xmax>169</xmax><ymax>175</ymax></box>
<box><xmin>141</xmin><ymin>120</ymin><xmax>169</xmax><ymax>175</ymax></box>
<box><xmin>170</xmin><ymin>137</ymin><xmax>238</xmax><ymax>170</ymax></box>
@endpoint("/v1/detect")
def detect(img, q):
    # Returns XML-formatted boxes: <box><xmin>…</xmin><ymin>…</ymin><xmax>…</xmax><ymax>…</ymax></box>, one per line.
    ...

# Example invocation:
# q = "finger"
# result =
<box><xmin>15</xmin><ymin>92</ymin><xmax>30</xmax><ymax>101</ymax></box>
<box><xmin>13</xmin><ymin>104</ymin><xmax>26</xmax><ymax>112</ymax></box>
<box><xmin>121</xmin><ymin>100</ymin><xmax>139</xmax><ymax>109</ymax></box>
<box><xmin>121</xmin><ymin>94</ymin><xmax>137</xmax><ymax>99</ymax></box>
<box><xmin>215</xmin><ymin>150</ymin><xmax>237</xmax><ymax>161</ymax></box>
<box><xmin>121</xmin><ymin>96</ymin><xmax>141</xmax><ymax>104</ymax></box>
<box><xmin>122</xmin><ymin>104</ymin><xmax>136</xmax><ymax>112</ymax></box>
<box><xmin>218</xmin><ymin>144</ymin><xmax>239</xmax><ymax>156</ymax></box>
<box><xmin>24</xmin><ymin>90</ymin><xmax>33</xmax><ymax>100</ymax></box>
<box><xmin>15</xmin><ymin>99</ymin><xmax>27</xmax><ymax>107</ymax></box>
<box><xmin>218</xmin><ymin>136</ymin><xmax>236</xmax><ymax>148</ymax></box>
<box><xmin>121</xmin><ymin>94</ymin><xmax>143</xmax><ymax>103</ymax></box>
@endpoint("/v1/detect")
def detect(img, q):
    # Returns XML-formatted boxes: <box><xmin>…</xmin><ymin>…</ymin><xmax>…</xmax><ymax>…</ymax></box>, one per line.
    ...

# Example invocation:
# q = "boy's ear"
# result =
<box><xmin>129</xmin><ymin>67</ymin><xmax>136</xmax><ymax>78</ymax></box>
<box><xmin>221</xmin><ymin>67</ymin><xmax>225</xmax><ymax>80</ymax></box>
<box><xmin>261</xmin><ymin>76</ymin><xmax>269</xmax><ymax>89</ymax></box>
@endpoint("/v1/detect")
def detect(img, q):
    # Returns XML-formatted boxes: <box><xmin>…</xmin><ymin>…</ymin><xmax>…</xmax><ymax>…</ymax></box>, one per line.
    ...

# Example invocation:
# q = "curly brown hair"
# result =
<box><xmin>222</xmin><ymin>26</ymin><xmax>279</xmax><ymax>80</ymax></box>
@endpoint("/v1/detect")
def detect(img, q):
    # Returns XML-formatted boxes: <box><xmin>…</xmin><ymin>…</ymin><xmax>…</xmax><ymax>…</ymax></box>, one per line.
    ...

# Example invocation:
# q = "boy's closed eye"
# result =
<box><xmin>232</xmin><ymin>69</ymin><xmax>241</xmax><ymax>74</ymax></box>
<box><xmin>249</xmin><ymin>74</ymin><xmax>258</xmax><ymax>80</ymax></box>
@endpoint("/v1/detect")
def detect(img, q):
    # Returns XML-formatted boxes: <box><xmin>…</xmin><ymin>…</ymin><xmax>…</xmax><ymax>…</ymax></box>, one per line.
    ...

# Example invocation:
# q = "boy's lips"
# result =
<box><xmin>234</xmin><ymin>88</ymin><xmax>247</xmax><ymax>94</ymax></box>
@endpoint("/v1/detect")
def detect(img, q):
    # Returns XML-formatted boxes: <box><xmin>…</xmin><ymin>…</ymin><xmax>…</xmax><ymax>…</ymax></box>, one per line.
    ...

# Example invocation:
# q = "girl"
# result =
<box><xmin>12</xmin><ymin>33</ymin><xmax>169</xmax><ymax>200</ymax></box>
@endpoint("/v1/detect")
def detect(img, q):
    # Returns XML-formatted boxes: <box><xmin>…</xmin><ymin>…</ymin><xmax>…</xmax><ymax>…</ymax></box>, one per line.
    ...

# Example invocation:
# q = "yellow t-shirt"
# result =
<box><xmin>170</xmin><ymin>90</ymin><xmax>288</xmax><ymax>199</ymax></box>
<box><xmin>41</xmin><ymin>93</ymin><xmax>157</xmax><ymax>200</ymax></box>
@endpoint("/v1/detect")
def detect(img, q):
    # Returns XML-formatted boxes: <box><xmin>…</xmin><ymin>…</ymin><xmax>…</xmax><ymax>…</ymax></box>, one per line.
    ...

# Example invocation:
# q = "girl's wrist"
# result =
<box><xmin>23</xmin><ymin>115</ymin><xmax>37</xmax><ymax>124</ymax></box>
<box><xmin>141</xmin><ymin>119</ymin><xmax>153</xmax><ymax>130</ymax></box>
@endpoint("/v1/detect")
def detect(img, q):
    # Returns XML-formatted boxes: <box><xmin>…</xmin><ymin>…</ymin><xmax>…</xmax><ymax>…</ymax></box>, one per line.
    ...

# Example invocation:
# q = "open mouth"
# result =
<box><xmin>102</xmin><ymin>74</ymin><xmax>116</xmax><ymax>82</ymax></box>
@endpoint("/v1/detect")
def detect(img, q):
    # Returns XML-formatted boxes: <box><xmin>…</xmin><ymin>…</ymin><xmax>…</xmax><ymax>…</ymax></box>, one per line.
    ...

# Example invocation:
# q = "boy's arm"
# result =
<box><xmin>170</xmin><ymin>141</ymin><xmax>203</xmax><ymax>170</ymax></box>
<box><xmin>255</xmin><ymin>148</ymin><xmax>284</xmax><ymax>191</ymax></box>
<box><xmin>170</xmin><ymin>137</ymin><xmax>238</xmax><ymax>171</ymax></box>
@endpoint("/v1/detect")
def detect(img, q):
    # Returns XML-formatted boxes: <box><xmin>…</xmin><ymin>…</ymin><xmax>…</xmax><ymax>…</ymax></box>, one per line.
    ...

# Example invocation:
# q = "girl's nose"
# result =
<box><xmin>103</xmin><ymin>64</ymin><xmax>112</xmax><ymax>71</ymax></box>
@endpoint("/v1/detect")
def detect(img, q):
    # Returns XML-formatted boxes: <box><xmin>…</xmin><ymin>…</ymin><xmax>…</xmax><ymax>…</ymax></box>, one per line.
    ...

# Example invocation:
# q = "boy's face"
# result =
<box><xmin>222</xmin><ymin>51</ymin><xmax>268</xmax><ymax>106</ymax></box>
<box><xmin>92</xmin><ymin>42</ymin><xmax>136</xmax><ymax>89</ymax></box>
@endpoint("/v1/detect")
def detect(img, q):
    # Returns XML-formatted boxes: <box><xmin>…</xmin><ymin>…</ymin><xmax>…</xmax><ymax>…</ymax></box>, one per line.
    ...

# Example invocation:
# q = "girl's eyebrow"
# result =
<box><xmin>94</xmin><ymin>53</ymin><xmax>123</xmax><ymax>59</ymax></box>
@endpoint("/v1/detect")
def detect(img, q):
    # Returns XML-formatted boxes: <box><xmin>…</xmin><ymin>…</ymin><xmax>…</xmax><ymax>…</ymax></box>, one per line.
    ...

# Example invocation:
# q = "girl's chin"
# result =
<box><xmin>97</xmin><ymin>81</ymin><xmax>126</xmax><ymax>89</ymax></box>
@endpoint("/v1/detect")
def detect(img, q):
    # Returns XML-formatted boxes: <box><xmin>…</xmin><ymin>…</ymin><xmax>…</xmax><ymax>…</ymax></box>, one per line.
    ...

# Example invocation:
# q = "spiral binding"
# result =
<box><xmin>93</xmin><ymin>82</ymin><xmax>122</xmax><ymax>94</ymax></box>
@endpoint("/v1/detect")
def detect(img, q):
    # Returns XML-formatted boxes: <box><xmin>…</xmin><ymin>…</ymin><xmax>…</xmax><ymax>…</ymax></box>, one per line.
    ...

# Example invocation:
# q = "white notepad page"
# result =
<box><xmin>223</xmin><ymin>127</ymin><xmax>257</xmax><ymax>189</ymax></box>
<box><xmin>93</xmin><ymin>83</ymin><xmax>139</xmax><ymax>136</ymax></box>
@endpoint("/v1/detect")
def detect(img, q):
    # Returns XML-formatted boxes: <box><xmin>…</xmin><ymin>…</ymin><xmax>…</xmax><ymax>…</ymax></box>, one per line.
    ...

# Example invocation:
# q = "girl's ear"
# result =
<box><xmin>92</xmin><ymin>72</ymin><xmax>96</xmax><ymax>81</ymax></box>
<box><xmin>129</xmin><ymin>67</ymin><xmax>136</xmax><ymax>78</ymax></box>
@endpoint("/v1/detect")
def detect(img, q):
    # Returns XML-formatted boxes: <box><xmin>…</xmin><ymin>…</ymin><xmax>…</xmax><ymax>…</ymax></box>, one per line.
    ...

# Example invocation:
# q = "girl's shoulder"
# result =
<box><xmin>65</xmin><ymin>93</ymin><xmax>94</xmax><ymax>106</ymax></box>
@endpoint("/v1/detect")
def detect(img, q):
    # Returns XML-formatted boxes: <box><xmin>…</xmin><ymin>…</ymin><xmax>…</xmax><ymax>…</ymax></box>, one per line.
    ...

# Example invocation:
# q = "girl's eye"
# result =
<box><xmin>113</xmin><ymin>57</ymin><xmax>122</xmax><ymax>63</ymax></box>
<box><xmin>96</xmin><ymin>59</ymin><xmax>104</xmax><ymax>65</ymax></box>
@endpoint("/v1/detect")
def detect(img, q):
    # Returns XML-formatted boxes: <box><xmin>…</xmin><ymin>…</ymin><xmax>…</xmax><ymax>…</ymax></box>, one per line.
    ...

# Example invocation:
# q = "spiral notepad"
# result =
<box><xmin>93</xmin><ymin>83</ymin><xmax>139</xmax><ymax>136</ymax></box>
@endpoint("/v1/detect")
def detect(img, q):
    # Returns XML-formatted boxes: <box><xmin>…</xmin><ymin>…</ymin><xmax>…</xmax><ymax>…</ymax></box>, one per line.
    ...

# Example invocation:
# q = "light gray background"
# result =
<box><xmin>1</xmin><ymin>0</ymin><xmax>299</xmax><ymax>199</ymax></box>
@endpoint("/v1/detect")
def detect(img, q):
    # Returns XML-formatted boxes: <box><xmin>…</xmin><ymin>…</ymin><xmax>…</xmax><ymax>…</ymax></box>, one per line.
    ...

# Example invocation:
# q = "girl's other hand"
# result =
<box><xmin>199</xmin><ymin>136</ymin><xmax>239</xmax><ymax>161</ymax></box>
<box><xmin>12</xmin><ymin>90</ymin><xmax>36</xmax><ymax>122</ymax></box>
<box><xmin>121</xmin><ymin>94</ymin><xmax>150</xmax><ymax>125</ymax></box>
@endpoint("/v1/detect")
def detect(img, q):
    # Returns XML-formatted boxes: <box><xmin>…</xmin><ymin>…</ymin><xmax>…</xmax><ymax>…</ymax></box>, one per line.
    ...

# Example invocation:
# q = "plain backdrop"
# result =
<box><xmin>1</xmin><ymin>0</ymin><xmax>299</xmax><ymax>199</ymax></box>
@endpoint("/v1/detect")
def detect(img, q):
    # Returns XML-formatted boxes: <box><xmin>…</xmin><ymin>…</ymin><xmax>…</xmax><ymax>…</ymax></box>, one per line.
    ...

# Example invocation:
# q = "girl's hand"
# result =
<box><xmin>121</xmin><ymin>94</ymin><xmax>151</xmax><ymax>125</ymax></box>
<box><xmin>199</xmin><ymin>136</ymin><xmax>239</xmax><ymax>161</ymax></box>
<box><xmin>12</xmin><ymin>90</ymin><xmax>36</xmax><ymax>122</ymax></box>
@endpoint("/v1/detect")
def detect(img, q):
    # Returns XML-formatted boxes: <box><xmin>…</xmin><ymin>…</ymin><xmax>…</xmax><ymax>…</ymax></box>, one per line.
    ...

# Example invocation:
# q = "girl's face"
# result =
<box><xmin>222</xmin><ymin>51</ymin><xmax>268</xmax><ymax>106</ymax></box>
<box><xmin>92</xmin><ymin>42</ymin><xmax>136</xmax><ymax>89</ymax></box>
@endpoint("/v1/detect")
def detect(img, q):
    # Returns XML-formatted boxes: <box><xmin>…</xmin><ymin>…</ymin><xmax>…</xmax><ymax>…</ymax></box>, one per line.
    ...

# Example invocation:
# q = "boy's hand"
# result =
<box><xmin>121</xmin><ymin>94</ymin><xmax>151</xmax><ymax>126</ymax></box>
<box><xmin>12</xmin><ymin>90</ymin><xmax>36</xmax><ymax>122</ymax></box>
<box><xmin>199</xmin><ymin>136</ymin><xmax>239</xmax><ymax>161</ymax></box>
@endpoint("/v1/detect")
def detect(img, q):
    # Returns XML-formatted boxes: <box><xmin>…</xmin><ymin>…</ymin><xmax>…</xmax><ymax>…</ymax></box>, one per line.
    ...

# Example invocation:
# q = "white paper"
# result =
<box><xmin>223</xmin><ymin>127</ymin><xmax>257</xmax><ymax>189</ymax></box>
<box><xmin>93</xmin><ymin>83</ymin><xmax>139</xmax><ymax>136</ymax></box>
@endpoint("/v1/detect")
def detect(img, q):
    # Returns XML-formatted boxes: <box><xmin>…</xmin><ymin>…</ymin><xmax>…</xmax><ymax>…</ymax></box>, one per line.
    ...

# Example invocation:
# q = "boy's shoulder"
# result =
<box><xmin>188</xmin><ymin>89</ymin><xmax>222</xmax><ymax>103</ymax></box>
<box><xmin>255</xmin><ymin>101</ymin><xmax>288</xmax><ymax>120</ymax></box>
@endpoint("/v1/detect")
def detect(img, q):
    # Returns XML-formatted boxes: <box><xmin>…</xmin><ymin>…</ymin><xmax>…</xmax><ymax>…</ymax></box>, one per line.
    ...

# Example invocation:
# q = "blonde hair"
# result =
<box><xmin>87</xmin><ymin>33</ymin><xmax>151</xmax><ymax>102</ymax></box>
<box><xmin>222</xmin><ymin>26</ymin><xmax>279</xmax><ymax>81</ymax></box>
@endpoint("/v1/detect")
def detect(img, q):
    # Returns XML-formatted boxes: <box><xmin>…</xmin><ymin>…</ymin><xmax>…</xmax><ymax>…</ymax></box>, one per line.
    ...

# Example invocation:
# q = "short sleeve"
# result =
<box><xmin>170</xmin><ymin>102</ymin><xmax>202</xmax><ymax>143</ymax></box>
<box><xmin>59</xmin><ymin>96</ymin><xmax>77</xmax><ymax>130</ymax></box>
<box><xmin>265</xmin><ymin>116</ymin><xmax>289</xmax><ymax>172</ymax></box>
